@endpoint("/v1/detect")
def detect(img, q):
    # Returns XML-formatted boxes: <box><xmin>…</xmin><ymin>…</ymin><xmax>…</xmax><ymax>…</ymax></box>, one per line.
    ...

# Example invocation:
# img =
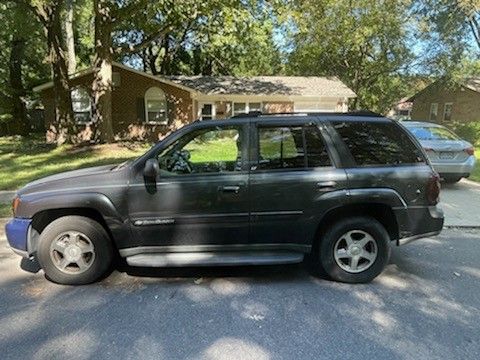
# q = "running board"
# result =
<box><xmin>125</xmin><ymin>251</ymin><xmax>304</xmax><ymax>267</ymax></box>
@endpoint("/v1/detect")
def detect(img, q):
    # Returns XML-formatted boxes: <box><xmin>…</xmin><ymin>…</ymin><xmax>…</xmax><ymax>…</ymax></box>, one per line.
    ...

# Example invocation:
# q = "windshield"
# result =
<box><xmin>408</xmin><ymin>126</ymin><xmax>460</xmax><ymax>141</ymax></box>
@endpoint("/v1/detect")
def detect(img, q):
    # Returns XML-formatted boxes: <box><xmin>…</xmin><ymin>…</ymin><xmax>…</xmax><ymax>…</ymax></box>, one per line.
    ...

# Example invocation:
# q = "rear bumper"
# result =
<box><xmin>431</xmin><ymin>155</ymin><xmax>476</xmax><ymax>176</ymax></box>
<box><xmin>5</xmin><ymin>218</ymin><xmax>32</xmax><ymax>258</ymax></box>
<box><xmin>395</xmin><ymin>205</ymin><xmax>444</xmax><ymax>246</ymax></box>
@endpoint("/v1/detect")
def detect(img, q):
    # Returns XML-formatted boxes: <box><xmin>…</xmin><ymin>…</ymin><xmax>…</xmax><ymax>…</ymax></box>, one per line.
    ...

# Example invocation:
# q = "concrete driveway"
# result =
<box><xmin>1</xmin><ymin>219</ymin><xmax>479</xmax><ymax>360</ymax></box>
<box><xmin>440</xmin><ymin>179</ymin><xmax>480</xmax><ymax>227</ymax></box>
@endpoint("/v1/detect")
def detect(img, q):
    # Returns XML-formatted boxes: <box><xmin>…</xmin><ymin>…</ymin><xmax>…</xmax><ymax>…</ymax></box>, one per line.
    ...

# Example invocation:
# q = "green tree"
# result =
<box><xmin>11</xmin><ymin>0</ymin><xmax>76</xmax><ymax>143</ymax></box>
<box><xmin>0</xmin><ymin>1</ymin><xmax>49</xmax><ymax>135</ymax></box>
<box><xmin>287</xmin><ymin>0</ymin><xmax>414</xmax><ymax>113</ymax></box>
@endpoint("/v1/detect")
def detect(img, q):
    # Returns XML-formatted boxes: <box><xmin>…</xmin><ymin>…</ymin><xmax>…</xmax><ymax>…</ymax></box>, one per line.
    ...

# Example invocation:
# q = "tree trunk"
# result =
<box><xmin>45</xmin><ymin>2</ymin><xmax>75</xmax><ymax>144</ymax></box>
<box><xmin>92</xmin><ymin>0</ymin><xmax>114</xmax><ymax>143</ymax></box>
<box><xmin>64</xmin><ymin>0</ymin><xmax>77</xmax><ymax>74</ymax></box>
<box><xmin>9</xmin><ymin>38</ymin><xmax>29</xmax><ymax>136</ymax></box>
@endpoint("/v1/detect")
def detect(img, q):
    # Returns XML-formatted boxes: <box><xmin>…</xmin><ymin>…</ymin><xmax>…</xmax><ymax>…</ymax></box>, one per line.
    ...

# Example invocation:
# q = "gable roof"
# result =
<box><xmin>408</xmin><ymin>77</ymin><xmax>480</xmax><ymax>102</ymax></box>
<box><xmin>163</xmin><ymin>75</ymin><xmax>356</xmax><ymax>98</ymax></box>
<box><xmin>33</xmin><ymin>62</ymin><xmax>356</xmax><ymax>98</ymax></box>
<box><xmin>464</xmin><ymin>78</ymin><xmax>480</xmax><ymax>93</ymax></box>
<box><xmin>33</xmin><ymin>62</ymin><xmax>198</xmax><ymax>93</ymax></box>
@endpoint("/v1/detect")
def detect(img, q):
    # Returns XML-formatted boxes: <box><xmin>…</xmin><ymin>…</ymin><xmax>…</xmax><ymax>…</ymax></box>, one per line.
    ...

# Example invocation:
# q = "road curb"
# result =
<box><xmin>461</xmin><ymin>179</ymin><xmax>480</xmax><ymax>188</ymax></box>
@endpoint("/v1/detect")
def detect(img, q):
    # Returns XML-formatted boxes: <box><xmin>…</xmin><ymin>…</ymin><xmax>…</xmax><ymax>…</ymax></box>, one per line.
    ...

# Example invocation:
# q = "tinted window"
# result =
<box><xmin>331</xmin><ymin>121</ymin><xmax>425</xmax><ymax>166</ymax></box>
<box><xmin>157</xmin><ymin>126</ymin><xmax>243</xmax><ymax>174</ymax></box>
<box><xmin>257</xmin><ymin>125</ymin><xmax>331</xmax><ymax>170</ymax></box>
<box><xmin>408</xmin><ymin>126</ymin><xmax>460</xmax><ymax>141</ymax></box>
<box><xmin>304</xmin><ymin>126</ymin><xmax>331</xmax><ymax>167</ymax></box>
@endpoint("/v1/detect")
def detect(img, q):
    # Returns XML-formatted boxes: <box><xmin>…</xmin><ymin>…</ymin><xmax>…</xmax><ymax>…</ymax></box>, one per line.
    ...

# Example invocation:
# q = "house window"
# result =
<box><xmin>232</xmin><ymin>102</ymin><xmax>263</xmax><ymax>116</ymax></box>
<box><xmin>71</xmin><ymin>87</ymin><xmax>91</xmax><ymax>123</ymax></box>
<box><xmin>443</xmin><ymin>103</ymin><xmax>453</xmax><ymax>122</ymax></box>
<box><xmin>429</xmin><ymin>103</ymin><xmax>438</xmax><ymax>121</ymax></box>
<box><xmin>112</xmin><ymin>72</ymin><xmax>121</xmax><ymax>88</ymax></box>
<box><xmin>200</xmin><ymin>103</ymin><xmax>215</xmax><ymax>120</ymax></box>
<box><xmin>145</xmin><ymin>87</ymin><xmax>167</xmax><ymax>124</ymax></box>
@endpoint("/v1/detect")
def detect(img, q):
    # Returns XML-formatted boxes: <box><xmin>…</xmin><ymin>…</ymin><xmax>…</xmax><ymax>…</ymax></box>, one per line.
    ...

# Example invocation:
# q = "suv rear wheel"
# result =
<box><xmin>36</xmin><ymin>216</ymin><xmax>113</xmax><ymax>285</ymax></box>
<box><xmin>316</xmin><ymin>217</ymin><xmax>391</xmax><ymax>283</ymax></box>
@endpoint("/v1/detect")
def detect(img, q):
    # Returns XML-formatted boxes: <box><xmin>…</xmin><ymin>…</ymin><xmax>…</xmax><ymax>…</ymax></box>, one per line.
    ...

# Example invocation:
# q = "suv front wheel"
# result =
<box><xmin>36</xmin><ymin>216</ymin><xmax>113</xmax><ymax>285</ymax></box>
<box><xmin>317</xmin><ymin>217</ymin><xmax>391</xmax><ymax>283</ymax></box>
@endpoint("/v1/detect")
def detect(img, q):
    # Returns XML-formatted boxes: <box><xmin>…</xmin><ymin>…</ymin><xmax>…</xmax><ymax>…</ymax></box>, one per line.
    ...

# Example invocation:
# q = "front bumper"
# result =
<box><xmin>431</xmin><ymin>155</ymin><xmax>476</xmax><ymax>176</ymax></box>
<box><xmin>5</xmin><ymin>218</ymin><xmax>32</xmax><ymax>258</ymax></box>
<box><xmin>395</xmin><ymin>205</ymin><xmax>444</xmax><ymax>246</ymax></box>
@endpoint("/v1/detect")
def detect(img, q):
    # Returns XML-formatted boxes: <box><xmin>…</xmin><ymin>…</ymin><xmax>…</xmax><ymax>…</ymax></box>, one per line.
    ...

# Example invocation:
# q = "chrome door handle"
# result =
<box><xmin>220</xmin><ymin>185</ymin><xmax>241</xmax><ymax>193</ymax></box>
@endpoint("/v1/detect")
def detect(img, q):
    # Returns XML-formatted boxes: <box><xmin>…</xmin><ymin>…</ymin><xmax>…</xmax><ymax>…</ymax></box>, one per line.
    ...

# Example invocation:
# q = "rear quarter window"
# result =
<box><xmin>331</xmin><ymin>120</ymin><xmax>426</xmax><ymax>166</ymax></box>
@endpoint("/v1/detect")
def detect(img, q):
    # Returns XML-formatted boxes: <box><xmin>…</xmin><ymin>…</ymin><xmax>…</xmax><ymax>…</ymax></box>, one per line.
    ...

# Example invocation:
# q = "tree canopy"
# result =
<box><xmin>0</xmin><ymin>0</ymin><xmax>479</xmax><ymax>140</ymax></box>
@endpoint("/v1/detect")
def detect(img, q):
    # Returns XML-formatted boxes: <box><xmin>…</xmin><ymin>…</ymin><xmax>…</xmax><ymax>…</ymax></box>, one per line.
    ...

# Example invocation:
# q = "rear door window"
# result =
<box><xmin>256</xmin><ymin>124</ymin><xmax>331</xmax><ymax>170</ymax></box>
<box><xmin>331</xmin><ymin>120</ymin><xmax>425</xmax><ymax>166</ymax></box>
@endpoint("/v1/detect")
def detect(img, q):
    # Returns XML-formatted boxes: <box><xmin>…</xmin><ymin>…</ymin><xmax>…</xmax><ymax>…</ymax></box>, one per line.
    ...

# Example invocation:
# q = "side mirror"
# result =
<box><xmin>144</xmin><ymin>158</ymin><xmax>159</xmax><ymax>179</ymax></box>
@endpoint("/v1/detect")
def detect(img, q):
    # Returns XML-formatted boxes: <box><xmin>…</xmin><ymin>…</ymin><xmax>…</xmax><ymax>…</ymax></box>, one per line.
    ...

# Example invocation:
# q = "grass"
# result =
<box><xmin>0</xmin><ymin>135</ymin><xmax>152</xmax><ymax>191</ymax></box>
<box><xmin>0</xmin><ymin>202</ymin><xmax>11</xmax><ymax>217</ymax></box>
<box><xmin>186</xmin><ymin>138</ymin><xmax>238</xmax><ymax>163</ymax></box>
<box><xmin>468</xmin><ymin>163</ymin><xmax>480</xmax><ymax>182</ymax></box>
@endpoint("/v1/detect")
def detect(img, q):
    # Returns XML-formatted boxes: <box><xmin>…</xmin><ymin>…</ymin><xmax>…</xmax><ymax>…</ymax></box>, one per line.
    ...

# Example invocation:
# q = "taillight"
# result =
<box><xmin>464</xmin><ymin>147</ymin><xmax>475</xmax><ymax>156</ymax></box>
<box><xmin>426</xmin><ymin>174</ymin><xmax>441</xmax><ymax>205</ymax></box>
<box><xmin>12</xmin><ymin>197</ymin><xmax>20</xmax><ymax>216</ymax></box>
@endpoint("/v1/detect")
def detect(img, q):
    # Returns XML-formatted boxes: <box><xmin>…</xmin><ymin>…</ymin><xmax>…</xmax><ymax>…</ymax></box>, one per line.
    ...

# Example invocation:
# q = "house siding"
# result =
<box><xmin>411</xmin><ymin>82</ymin><xmax>480</xmax><ymax>123</ymax></box>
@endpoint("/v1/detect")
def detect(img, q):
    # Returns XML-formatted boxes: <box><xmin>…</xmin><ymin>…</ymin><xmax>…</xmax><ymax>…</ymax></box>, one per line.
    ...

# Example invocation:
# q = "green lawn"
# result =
<box><xmin>0</xmin><ymin>202</ymin><xmax>11</xmax><ymax>217</ymax></box>
<box><xmin>0</xmin><ymin>136</ymin><xmax>152</xmax><ymax>191</ymax></box>
<box><xmin>471</xmin><ymin>168</ymin><xmax>480</xmax><ymax>182</ymax></box>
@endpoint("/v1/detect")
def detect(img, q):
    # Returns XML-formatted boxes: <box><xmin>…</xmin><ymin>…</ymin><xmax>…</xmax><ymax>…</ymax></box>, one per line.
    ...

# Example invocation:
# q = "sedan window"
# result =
<box><xmin>409</xmin><ymin>126</ymin><xmax>460</xmax><ymax>141</ymax></box>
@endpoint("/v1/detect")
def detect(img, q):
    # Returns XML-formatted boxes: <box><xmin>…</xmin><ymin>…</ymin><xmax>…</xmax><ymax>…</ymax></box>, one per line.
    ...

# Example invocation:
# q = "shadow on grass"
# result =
<box><xmin>0</xmin><ymin>135</ymin><xmax>152</xmax><ymax>190</ymax></box>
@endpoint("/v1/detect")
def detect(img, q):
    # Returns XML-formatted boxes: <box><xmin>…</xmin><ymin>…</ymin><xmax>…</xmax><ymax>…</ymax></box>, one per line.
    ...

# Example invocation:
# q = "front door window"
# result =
<box><xmin>157</xmin><ymin>126</ymin><xmax>244</xmax><ymax>174</ymax></box>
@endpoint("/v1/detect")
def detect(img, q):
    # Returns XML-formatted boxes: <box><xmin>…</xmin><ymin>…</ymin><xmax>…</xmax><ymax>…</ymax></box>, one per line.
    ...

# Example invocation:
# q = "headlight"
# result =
<box><xmin>12</xmin><ymin>197</ymin><xmax>20</xmax><ymax>216</ymax></box>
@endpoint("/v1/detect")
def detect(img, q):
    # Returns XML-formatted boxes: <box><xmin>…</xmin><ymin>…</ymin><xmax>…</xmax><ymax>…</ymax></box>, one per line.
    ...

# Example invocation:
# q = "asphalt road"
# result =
<box><xmin>1</xmin><ymin>225</ymin><xmax>479</xmax><ymax>360</ymax></box>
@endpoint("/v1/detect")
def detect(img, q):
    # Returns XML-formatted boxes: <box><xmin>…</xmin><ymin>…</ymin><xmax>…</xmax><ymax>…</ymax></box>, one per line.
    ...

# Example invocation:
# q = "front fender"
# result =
<box><xmin>16</xmin><ymin>192</ymin><xmax>123</xmax><ymax>221</ymax></box>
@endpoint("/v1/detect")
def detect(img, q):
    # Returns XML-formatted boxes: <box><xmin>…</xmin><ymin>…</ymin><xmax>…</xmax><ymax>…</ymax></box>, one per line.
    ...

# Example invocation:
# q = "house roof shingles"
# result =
<box><xmin>464</xmin><ymin>78</ymin><xmax>480</xmax><ymax>93</ymax></box>
<box><xmin>162</xmin><ymin>75</ymin><xmax>356</xmax><ymax>98</ymax></box>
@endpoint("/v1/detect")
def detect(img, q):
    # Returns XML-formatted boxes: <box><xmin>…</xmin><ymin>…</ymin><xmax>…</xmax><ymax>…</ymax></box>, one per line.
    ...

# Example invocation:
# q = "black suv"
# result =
<box><xmin>6</xmin><ymin>113</ymin><xmax>444</xmax><ymax>284</ymax></box>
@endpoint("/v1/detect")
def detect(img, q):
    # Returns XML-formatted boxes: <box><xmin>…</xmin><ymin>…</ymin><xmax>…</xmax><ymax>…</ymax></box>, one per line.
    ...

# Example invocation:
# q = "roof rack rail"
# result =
<box><xmin>230</xmin><ymin>110</ymin><xmax>383</xmax><ymax>118</ymax></box>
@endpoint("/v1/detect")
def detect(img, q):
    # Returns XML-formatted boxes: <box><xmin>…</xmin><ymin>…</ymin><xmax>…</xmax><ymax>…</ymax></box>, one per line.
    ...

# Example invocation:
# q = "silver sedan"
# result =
<box><xmin>402</xmin><ymin>121</ymin><xmax>476</xmax><ymax>183</ymax></box>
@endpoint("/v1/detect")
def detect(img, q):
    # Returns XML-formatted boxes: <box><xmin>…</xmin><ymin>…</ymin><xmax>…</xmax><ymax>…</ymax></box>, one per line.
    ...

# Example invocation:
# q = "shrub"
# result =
<box><xmin>448</xmin><ymin>121</ymin><xmax>480</xmax><ymax>145</ymax></box>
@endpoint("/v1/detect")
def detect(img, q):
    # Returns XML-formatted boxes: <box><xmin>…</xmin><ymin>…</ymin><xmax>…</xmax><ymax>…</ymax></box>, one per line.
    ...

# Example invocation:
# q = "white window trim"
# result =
<box><xmin>429</xmin><ymin>103</ymin><xmax>438</xmax><ymax>121</ymax></box>
<box><xmin>443</xmin><ymin>102</ymin><xmax>453</xmax><ymax>121</ymax></box>
<box><xmin>198</xmin><ymin>102</ymin><xmax>216</xmax><ymax>120</ymax></box>
<box><xmin>145</xmin><ymin>87</ymin><xmax>168</xmax><ymax>125</ymax></box>
<box><xmin>232</xmin><ymin>101</ymin><xmax>263</xmax><ymax>116</ymax></box>
<box><xmin>71</xmin><ymin>86</ymin><xmax>92</xmax><ymax>124</ymax></box>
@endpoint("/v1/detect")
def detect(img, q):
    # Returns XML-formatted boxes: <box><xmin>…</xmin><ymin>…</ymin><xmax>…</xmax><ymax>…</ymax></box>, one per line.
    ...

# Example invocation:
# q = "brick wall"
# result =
<box><xmin>41</xmin><ymin>65</ymin><xmax>193</xmax><ymax>142</ymax></box>
<box><xmin>411</xmin><ymin>82</ymin><xmax>480</xmax><ymax>123</ymax></box>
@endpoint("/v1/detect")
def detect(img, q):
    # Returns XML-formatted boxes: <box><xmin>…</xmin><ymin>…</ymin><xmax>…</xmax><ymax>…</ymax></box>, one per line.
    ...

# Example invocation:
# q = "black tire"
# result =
<box><xmin>36</xmin><ymin>216</ymin><xmax>113</xmax><ymax>285</ymax></box>
<box><xmin>315</xmin><ymin>216</ymin><xmax>391</xmax><ymax>283</ymax></box>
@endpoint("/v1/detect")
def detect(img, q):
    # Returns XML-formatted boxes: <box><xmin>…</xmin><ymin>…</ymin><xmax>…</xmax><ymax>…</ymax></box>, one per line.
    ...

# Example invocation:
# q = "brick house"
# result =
<box><xmin>410</xmin><ymin>78</ymin><xmax>480</xmax><ymax>124</ymax></box>
<box><xmin>34</xmin><ymin>62</ymin><xmax>356</xmax><ymax>141</ymax></box>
